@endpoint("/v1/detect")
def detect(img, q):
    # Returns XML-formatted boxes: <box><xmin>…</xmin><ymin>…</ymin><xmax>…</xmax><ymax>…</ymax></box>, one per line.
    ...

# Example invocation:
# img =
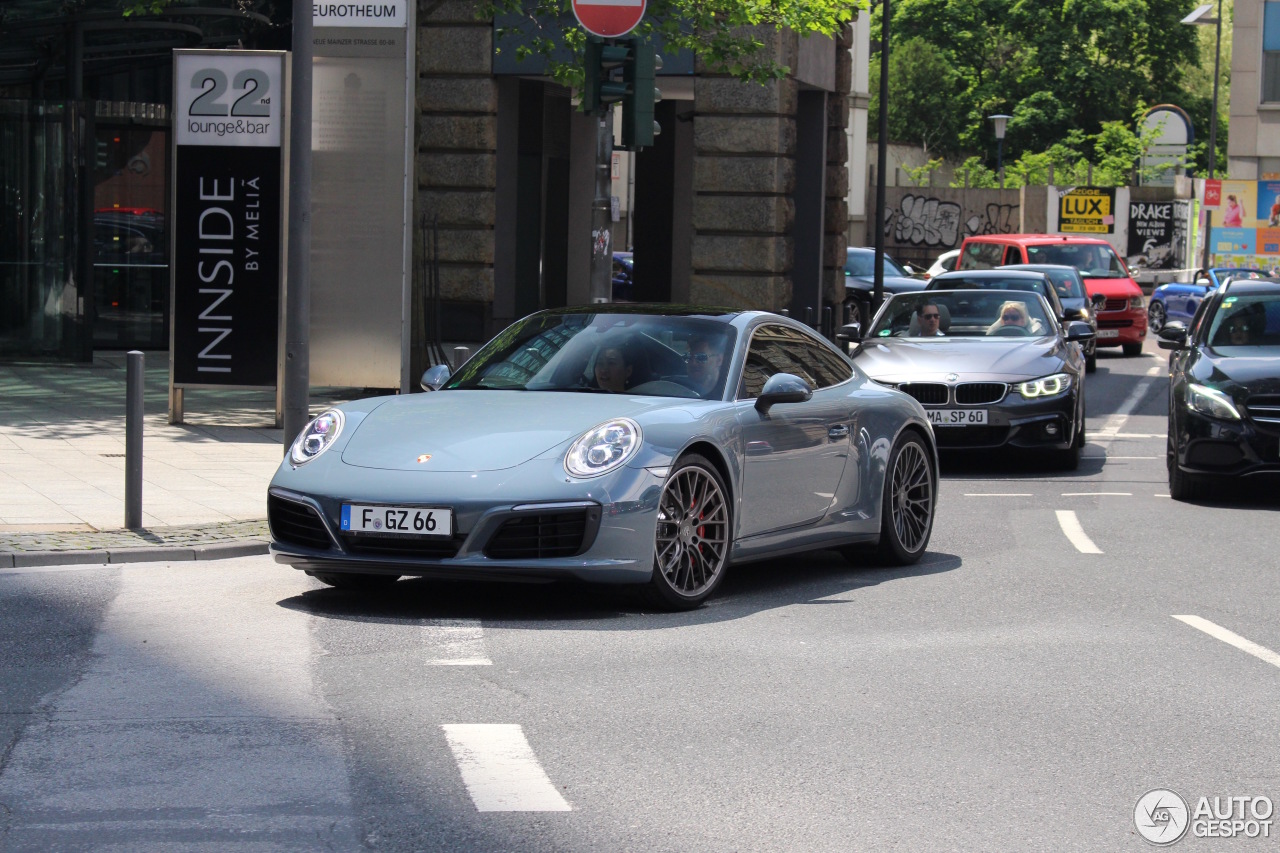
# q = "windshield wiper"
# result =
<box><xmin>533</xmin><ymin>386</ymin><xmax>614</xmax><ymax>393</ymax></box>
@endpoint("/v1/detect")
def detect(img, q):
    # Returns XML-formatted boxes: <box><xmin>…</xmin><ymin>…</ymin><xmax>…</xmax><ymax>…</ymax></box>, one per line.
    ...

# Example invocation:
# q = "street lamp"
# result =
<box><xmin>989</xmin><ymin>114</ymin><xmax>1011</xmax><ymax>188</ymax></box>
<box><xmin>1183</xmin><ymin>2</ymin><xmax>1222</xmax><ymax>270</ymax></box>
<box><xmin>872</xmin><ymin>0</ymin><xmax>892</xmax><ymax>317</ymax></box>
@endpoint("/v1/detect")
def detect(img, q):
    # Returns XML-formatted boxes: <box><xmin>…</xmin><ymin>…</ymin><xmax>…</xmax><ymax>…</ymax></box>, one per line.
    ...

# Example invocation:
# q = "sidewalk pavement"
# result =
<box><xmin>0</xmin><ymin>352</ymin><xmax>354</xmax><ymax>567</ymax></box>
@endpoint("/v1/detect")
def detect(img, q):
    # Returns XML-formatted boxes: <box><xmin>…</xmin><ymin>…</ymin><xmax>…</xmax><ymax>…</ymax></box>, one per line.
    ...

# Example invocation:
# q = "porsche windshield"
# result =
<box><xmin>869</xmin><ymin>290</ymin><xmax>1056</xmax><ymax>339</ymax></box>
<box><xmin>443</xmin><ymin>313</ymin><xmax>738</xmax><ymax>399</ymax></box>
<box><xmin>1024</xmin><ymin>243</ymin><xmax>1128</xmax><ymax>278</ymax></box>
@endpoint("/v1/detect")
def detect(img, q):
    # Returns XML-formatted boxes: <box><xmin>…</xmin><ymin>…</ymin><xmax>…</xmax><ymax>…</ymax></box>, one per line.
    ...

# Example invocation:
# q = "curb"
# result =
<box><xmin>0</xmin><ymin>540</ymin><xmax>270</xmax><ymax>570</ymax></box>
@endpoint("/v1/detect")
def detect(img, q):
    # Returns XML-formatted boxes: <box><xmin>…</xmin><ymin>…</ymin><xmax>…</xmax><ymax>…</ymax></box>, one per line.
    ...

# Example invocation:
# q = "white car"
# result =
<box><xmin>924</xmin><ymin>249</ymin><xmax>960</xmax><ymax>280</ymax></box>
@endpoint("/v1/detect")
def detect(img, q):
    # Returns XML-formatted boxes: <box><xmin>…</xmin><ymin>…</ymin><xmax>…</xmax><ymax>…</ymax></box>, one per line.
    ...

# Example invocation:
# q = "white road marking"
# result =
<box><xmin>424</xmin><ymin>619</ymin><xmax>492</xmax><ymax>665</ymax></box>
<box><xmin>1173</xmin><ymin>615</ymin><xmax>1280</xmax><ymax>670</ymax></box>
<box><xmin>1061</xmin><ymin>492</ymin><xmax>1132</xmax><ymax>497</ymax></box>
<box><xmin>1093</xmin><ymin>363</ymin><xmax>1166</xmax><ymax>442</ymax></box>
<box><xmin>1154</xmin><ymin>493</ymin><xmax>1171</xmax><ymax>498</ymax></box>
<box><xmin>962</xmin><ymin>493</ymin><xmax>1032</xmax><ymax>497</ymax></box>
<box><xmin>1084</xmin><ymin>455</ymin><xmax>1161</xmax><ymax>460</ymax></box>
<box><xmin>442</xmin><ymin>724</ymin><xmax>572</xmax><ymax>812</ymax></box>
<box><xmin>1055</xmin><ymin>510</ymin><xmax>1102</xmax><ymax>553</ymax></box>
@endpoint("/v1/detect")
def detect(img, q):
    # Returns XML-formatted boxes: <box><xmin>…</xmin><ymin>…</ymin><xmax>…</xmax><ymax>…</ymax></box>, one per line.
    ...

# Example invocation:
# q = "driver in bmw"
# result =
<box><xmin>916</xmin><ymin>302</ymin><xmax>945</xmax><ymax>336</ymax></box>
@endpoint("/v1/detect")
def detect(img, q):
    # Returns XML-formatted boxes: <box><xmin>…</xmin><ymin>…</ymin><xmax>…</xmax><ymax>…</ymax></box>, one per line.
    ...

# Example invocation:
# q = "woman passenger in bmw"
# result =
<box><xmin>986</xmin><ymin>300</ymin><xmax>1044</xmax><ymax>335</ymax></box>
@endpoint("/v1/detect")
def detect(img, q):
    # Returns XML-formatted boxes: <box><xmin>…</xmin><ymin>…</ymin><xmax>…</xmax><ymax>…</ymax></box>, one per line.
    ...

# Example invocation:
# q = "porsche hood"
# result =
<box><xmin>339</xmin><ymin>391</ymin><xmax>671</xmax><ymax>472</ymax></box>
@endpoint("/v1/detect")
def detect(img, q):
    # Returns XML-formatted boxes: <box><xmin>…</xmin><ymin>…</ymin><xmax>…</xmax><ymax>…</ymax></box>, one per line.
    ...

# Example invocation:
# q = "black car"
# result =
<box><xmin>844</xmin><ymin>247</ymin><xmax>926</xmax><ymax>326</ymax></box>
<box><xmin>850</xmin><ymin>288</ymin><xmax>1094</xmax><ymax>468</ymax></box>
<box><xmin>1158</xmin><ymin>277</ymin><xmax>1280</xmax><ymax>500</ymax></box>
<box><xmin>999</xmin><ymin>263</ymin><xmax>1101</xmax><ymax>372</ymax></box>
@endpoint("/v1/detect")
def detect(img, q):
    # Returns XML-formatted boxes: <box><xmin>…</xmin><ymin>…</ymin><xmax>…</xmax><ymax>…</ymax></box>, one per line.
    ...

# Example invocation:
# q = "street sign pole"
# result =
<box><xmin>590</xmin><ymin>107</ymin><xmax>615</xmax><ymax>304</ymax></box>
<box><xmin>574</xmin><ymin>0</ymin><xmax>645</xmax><ymax>305</ymax></box>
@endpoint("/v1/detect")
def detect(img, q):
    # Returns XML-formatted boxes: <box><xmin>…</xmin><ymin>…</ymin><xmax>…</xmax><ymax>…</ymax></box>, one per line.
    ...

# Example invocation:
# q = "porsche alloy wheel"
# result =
<box><xmin>648</xmin><ymin>454</ymin><xmax>731</xmax><ymax>609</ymax></box>
<box><xmin>877</xmin><ymin>432</ymin><xmax>935</xmax><ymax>564</ymax></box>
<box><xmin>1148</xmin><ymin>301</ymin><xmax>1166</xmax><ymax>334</ymax></box>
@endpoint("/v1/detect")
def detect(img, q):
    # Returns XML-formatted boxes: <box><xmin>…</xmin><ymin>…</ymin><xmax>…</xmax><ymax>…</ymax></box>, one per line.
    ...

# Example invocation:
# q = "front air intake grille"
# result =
<box><xmin>340</xmin><ymin>534</ymin><xmax>463</xmax><ymax>559</ymax></box>
<box><xmin>268</xmin><ymin>495</ymin><xmax>333</xmax><ymax>550</ymax></box>
<box><xmin>484</xmin><ymin>511</ymin><xmax>589</xmax><ymax>560</ymax></box>
<box><xmin>898</xmin><ymin>382</ymin><xmax>949</xmax><ymax>406</ymax></box>
<box><xmin>1104</xmin><ymin>298</ymin><xmax>1129</xmax><ymax>312</ymax></box>
<box><xmin>1247</xmin><ymin>395</ymin><xmax>1280</xmax><ymax>433</ymax></box>
<box><xmin>955</xmin><ymin>382</ymin><xmax>1007</xmax><ymax>405</ymax></box>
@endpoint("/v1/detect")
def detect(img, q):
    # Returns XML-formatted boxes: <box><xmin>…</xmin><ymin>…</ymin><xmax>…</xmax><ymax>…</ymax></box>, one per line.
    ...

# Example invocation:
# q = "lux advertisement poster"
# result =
<box><xmin>1204</xmin><ymin>179</ymin><xmax>1280</xmax><ymax>270</ymax></box>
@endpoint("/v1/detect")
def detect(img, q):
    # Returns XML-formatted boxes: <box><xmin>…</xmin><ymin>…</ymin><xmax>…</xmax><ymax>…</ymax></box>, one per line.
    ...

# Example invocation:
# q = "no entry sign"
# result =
<box><xmin>572</xmin><ymin>0</ymin><xmax>646</xmax><ymax>38</ymax></box>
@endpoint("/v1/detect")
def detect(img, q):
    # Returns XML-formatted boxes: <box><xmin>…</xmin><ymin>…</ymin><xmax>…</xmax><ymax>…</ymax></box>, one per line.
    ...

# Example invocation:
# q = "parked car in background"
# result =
<box><xmin>851</xmin><ymin>288</ymin><xmax>1093</xmax><ymax>468</ymax></box>
<box><xmin>1157</xmin><ymin>277</ymin><xmax>1280</xmax><ymax>500</ymax></box>
<box><xmin>844</xmin><ymin>246</ymin><xmax>927</xmax><ymax>326</ymax></box>
<box><xmin>611</xmin><ymin>252</ymin><xmax>634</xmax><ymax>302</ymax></box>
<box><xmin>1148</xmin><ymin>267</ymin><xmax>1270</xmax><ymax>333</ymax></box>
<box><xmin>924</xmin><ymin>249</ymin><xmax>960</xmax><ymax>280</ymax></box>
<box><xmin>999</xmin><ymin>263</ymin><xmax>1099</xmax><ymax>372</ymax></box>
<box><xmin>958</xmin><ymin>234</ymin><xmax>1147</xmax><ymax>356</ymax></box>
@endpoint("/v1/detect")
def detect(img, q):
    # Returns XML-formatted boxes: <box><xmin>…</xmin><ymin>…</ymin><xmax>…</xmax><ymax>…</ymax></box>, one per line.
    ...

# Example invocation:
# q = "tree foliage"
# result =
<box><xmin>483</xmin><ymin>0</ymin><xmax>866</xmax><ymax>89</ymax></box>
<box><xmin>873</xmin><ymin>0</ymin><xmax>1203</xmax><ymax>170</ymax></box>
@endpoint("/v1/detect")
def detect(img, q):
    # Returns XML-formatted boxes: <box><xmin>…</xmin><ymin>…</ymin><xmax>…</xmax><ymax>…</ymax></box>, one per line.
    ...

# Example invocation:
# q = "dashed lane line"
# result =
<box><xmin>1061</xmin><ymin>492</ymin><xmax>1132</xmax><ymax>497</ymax></box>
<box><xmin>962</xmin><ymin>493</ymin><xmax>1032</xmax><ymax>497</ymax></box>
<box><xmin>424</xmin><ymin>619</ymin><xmax>492</xmax><ymax>665</ymax></box>
<box><xmin>1173</xmin><ymin>615</ymin><xmax>1280</xmax><ymax>671</ymax></box>
<box><xmin>1092</xmin><ymin>363</ymin><xmax>1166</xmax><ymax>442</ymax></box>
<box><xmin>1055</xmin><ymin>510</ymin><xmax>1103</xmax><ymax>554</ymax></box>
<box><xmin>442</xmin><ymin>724</ymin><xmax>573</xmax><ymax>812</ymax></box>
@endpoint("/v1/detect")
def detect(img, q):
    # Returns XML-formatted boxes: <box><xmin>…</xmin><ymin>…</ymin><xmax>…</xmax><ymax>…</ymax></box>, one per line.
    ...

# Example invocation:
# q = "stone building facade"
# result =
<box><xmin>414</xmin><ymin>1</ymin><xmax>857</xmax><ymax>348</ymax></box>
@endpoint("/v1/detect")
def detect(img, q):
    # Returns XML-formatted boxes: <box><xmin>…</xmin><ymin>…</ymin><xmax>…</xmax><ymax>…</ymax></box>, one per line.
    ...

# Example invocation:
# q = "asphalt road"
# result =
<box><xmin>2</xmin><ymin>338</ymin><xmax>1278</xmax><ymax>852</ymax></box>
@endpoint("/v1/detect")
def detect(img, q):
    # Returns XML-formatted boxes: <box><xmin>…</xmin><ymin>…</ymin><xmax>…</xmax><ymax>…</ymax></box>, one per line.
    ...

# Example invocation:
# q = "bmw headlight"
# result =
<box><xmin>289</xmin><ymin>409</ymin><xmax>345</xmax><ymax>466</ymax></box>
<box><xmin>565</xmin><ymin>418</ymin><xmax>642</xmax><ymax>478</ymax></box>
<box><xmin>1018</xmin><ymin>373</ymin><xmax>1072</xmax><ymax>399</ymax></box>
<box><xmin>1186</xmin><ymin>384</ymin><xmax>1241</xmax><ymax>421</ymax></box>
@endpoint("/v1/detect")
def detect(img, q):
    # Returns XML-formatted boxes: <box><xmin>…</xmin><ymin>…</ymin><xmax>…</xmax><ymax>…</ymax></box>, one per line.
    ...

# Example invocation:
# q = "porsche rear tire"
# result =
<box><xmin>645</xmin><ymin>453</ymin><xmax>732</xmax><ymax>610</ymax></box>
<box><xmin>310</xmin><ymin>572</ymin><xmax>400</xmax><ymax>591</ymax></box>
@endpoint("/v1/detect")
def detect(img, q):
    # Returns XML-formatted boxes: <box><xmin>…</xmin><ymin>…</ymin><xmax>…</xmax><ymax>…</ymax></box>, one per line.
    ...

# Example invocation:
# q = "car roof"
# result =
<box><xmin>1000</xmin><ymin>263</ymin><xmax>1081</xmax><ymax>274</ymax></box>
<box><xmin>539</xmin><ymin>303</ymin><xmax>741</xmax><ymax>318</ymax></box>
<box><xmin>1220</xmin><ymin>278</ymin><xmax>1280</xmax><ymax>295</ymax></box>
<box><xmin>932</xmin><ymin>269</ymin><xmax>1047</xmax><ymax>280</ymax></box>
<box><xmin>963</xmin><ymin>233</ymin><xmax>1113</xmax><ymax>247</ymax></box>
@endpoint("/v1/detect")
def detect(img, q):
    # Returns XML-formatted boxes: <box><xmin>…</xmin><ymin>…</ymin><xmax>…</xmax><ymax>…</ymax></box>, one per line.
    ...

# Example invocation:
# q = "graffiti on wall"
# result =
<box><xmin>884</xmin><ymin>194</ymin><xmax>1019</xmax><ymax>249</ymax></box>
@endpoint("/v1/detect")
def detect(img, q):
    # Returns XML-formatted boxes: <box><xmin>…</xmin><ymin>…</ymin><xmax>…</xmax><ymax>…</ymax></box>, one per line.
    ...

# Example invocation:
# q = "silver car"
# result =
<box><xmin>268</xmin><ymin>306</ymin><xmax>938</xmax><ymax>610</ymax></box>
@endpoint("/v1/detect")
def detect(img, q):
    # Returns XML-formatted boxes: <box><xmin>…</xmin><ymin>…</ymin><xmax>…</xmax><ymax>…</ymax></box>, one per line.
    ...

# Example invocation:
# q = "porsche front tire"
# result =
<box><xmin>646</xmin><ymin>453</ymin><xmax>732</xmax><ymax>610</ymax></box>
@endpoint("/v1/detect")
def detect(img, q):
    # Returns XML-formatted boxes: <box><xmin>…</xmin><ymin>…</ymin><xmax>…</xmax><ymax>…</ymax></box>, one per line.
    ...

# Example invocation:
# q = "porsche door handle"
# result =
<box><xmin>828</xmin><ymin>424</ymin><xmax>850</xmax><ymax>441</ymax></box>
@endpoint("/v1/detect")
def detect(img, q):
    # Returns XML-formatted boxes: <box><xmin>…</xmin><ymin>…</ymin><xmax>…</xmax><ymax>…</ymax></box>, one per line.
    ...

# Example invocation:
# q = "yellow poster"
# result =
<box><xmin>1058</xmin><ymin>187</ymin><xmax>1116</xmax><ymax>233</ymax></box>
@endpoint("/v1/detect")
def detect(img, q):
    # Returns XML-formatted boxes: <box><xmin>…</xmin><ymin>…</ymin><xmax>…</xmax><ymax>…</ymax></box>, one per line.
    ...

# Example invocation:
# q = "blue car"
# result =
<box><xmin>1148</xmin><ymin>267</ymin><xmax>1269</xmax><ymax>333</ymax></box>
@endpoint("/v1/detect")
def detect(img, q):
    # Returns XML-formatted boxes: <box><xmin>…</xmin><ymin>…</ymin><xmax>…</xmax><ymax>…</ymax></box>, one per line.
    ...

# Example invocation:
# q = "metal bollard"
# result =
<box><xmin>452</xmin><ymin>346</ymin><xmax>470</xmax><ymax>371</ymax></box>
<box><xmin>780</xmin><ymin>309</ymin><xmax>790</xmax><ymax>317</ymax></box>
<box><xmin>805</xmin><ymin>307</ymin><xmax>814</xmax><ymax>328</ymax></box>
<box><xmin>125</xmin><ymin>350</ymin><xmax>144</xmax><ymax>529</ymax></box>
<box><xmin>822</xmin><ymin>306</ymin><xmax>833</xmax><ymax>340</ymax></box>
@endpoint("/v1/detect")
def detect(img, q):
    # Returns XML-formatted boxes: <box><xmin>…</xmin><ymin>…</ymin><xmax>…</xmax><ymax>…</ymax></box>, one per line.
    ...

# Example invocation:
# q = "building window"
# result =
<box><xmin>1266</xmin><ymin>1</ymin><xmax>1280</xmax><ymax>102</ymax></box>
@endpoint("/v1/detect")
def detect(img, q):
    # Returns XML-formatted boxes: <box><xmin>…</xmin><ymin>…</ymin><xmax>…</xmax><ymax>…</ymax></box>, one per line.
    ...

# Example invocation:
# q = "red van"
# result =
<box><xmin>956</xmin><ymin>234</ymin><xmax>1147</xmax><ymax>355</ymax></box>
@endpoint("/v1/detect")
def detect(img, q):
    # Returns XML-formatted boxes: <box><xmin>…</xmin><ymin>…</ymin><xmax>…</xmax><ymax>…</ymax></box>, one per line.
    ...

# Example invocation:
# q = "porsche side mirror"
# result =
<box><xmin>836</xmin><ymin>322</ymin><xmax>862</xmax><ymax>343</ymax></box>
<box><xmin>1157</xmin><ymin>322</ymin><xmax>1188</xmax><ymax>350</ymax></box>
<box><xmin>420</xmin><ymin>363</ymin><xmax>451</xmax><ymax>391</ymax></box>
<box><xmin>1090</xmin><ymin>293</ymin><xmax>1107</xmax><ymax>308</ymax></box>
<box><xmin>755</xmin><ymin>373</ymin><xmax>813</xmax><ymax>413</ymax></box>
<box><xmin>1065</xmin><ymin>321</ymin><xmax>1095</xmax><ymax>342</ymax></box>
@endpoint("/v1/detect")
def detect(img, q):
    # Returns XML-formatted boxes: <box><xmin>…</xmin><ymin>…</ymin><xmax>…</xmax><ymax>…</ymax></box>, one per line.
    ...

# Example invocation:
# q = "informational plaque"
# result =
<box><xmin>170</xmin><ymin>50</ymin><xmax>287</xmax><ymax>398</ymax></box>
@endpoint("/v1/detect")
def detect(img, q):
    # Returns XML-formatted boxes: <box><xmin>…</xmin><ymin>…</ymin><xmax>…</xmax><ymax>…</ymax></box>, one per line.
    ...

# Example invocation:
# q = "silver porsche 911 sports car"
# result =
<box><xmin>268</xmin><ymin>305</ymin><xmax>939</xmax><ymax>609</ymax></box>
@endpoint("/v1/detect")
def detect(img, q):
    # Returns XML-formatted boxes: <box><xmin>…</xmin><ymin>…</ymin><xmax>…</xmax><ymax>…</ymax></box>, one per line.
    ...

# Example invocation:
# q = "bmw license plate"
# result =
<box><xmin>927</xmin><ymin>409</ymin><xmax>987</xmax><ymax>427</ymax></box>
<box><xmin>1097</xmin><ymin>329</ymin><xmax>1120</xmax><ymax>339</ymax></box>
<box><xmin>341</xmin><ymin>504</ymin><xmax>453</xmax><ymax>536</ymax></box>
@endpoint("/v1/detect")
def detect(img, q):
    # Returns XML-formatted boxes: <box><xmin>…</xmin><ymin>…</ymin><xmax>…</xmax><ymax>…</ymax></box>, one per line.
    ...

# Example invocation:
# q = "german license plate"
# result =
<box><xmin>1097</xmin><ymin>329</ymin><xmax>1120</xmax><ymax>339</ymax></box>
<box><xmin>341</xmin><ymin>504</ymin><xmax>453</xmax><ymax>536</ymax></box>
<box><xmin>927</xmin><ymin>409</ymin><xmax>987</xmax><ymax>427</ymax></box>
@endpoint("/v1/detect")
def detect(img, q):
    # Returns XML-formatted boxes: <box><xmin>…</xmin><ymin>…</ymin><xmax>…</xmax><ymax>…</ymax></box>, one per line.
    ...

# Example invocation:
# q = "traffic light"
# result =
<box><xmin>581</xmin><ymin>38</ymin><xmax>631</xmax><ymax>115</ymax></box>
<box><xmin>622</xmin><ymin>49</ymin><xmax>662</xmax><ymax>150</ymax></box>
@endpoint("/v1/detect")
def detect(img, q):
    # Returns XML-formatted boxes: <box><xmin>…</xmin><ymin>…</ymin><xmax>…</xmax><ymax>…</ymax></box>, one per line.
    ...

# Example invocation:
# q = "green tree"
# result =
<box><xmin>868</xmin><ymin>36</ymin><xmax>963</xmax><ymax>158</ymax></box>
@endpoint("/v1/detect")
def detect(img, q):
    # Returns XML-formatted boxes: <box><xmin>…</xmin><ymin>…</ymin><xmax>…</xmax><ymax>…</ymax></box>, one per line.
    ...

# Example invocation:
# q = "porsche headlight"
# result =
<box><xmin>289</xmin><ymin>409</ymin><xmax>345</xmax><ymax>466</ymax></box>
<box><xmin>1018</xmin><ymin>373</ymin><xmax>1072</xmax><ymax>399</ymax></box>
<box><xmin>565</xmin><ymin>418</ymin><xmax>642</xmax><ymax>478</ymax></box>
<box><xmin>1186</xmin><ymin>384</ymin><xmax>1241</xmax><ymax>421</ymax></box>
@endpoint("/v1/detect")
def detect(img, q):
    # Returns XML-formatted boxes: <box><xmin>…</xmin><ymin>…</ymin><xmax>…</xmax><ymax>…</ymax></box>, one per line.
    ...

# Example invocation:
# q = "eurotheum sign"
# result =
<box><xmin>170</xmin><ymin>50</ymin><xmax>287</xmax><ymax>391</ymax></box>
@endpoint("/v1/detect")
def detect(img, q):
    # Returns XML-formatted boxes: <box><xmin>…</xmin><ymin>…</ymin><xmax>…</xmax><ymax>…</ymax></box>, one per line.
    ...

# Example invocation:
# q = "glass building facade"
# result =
<box><xmin>0</xmin><ymin>0</ymin><xmax>283</xmax><ymax>361</ymax></box>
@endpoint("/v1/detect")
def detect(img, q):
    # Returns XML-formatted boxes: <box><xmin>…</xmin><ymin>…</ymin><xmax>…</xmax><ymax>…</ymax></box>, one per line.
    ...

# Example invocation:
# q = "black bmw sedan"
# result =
<box><xmin>1158</xmin><ymin>277</ymin><xmax>1280</xmax><ymax>500</ymax></box>
<box><xmin>850</xmin><ymin>288</ymin><xmax>1094</xmax><ymax>468</ymax></box>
